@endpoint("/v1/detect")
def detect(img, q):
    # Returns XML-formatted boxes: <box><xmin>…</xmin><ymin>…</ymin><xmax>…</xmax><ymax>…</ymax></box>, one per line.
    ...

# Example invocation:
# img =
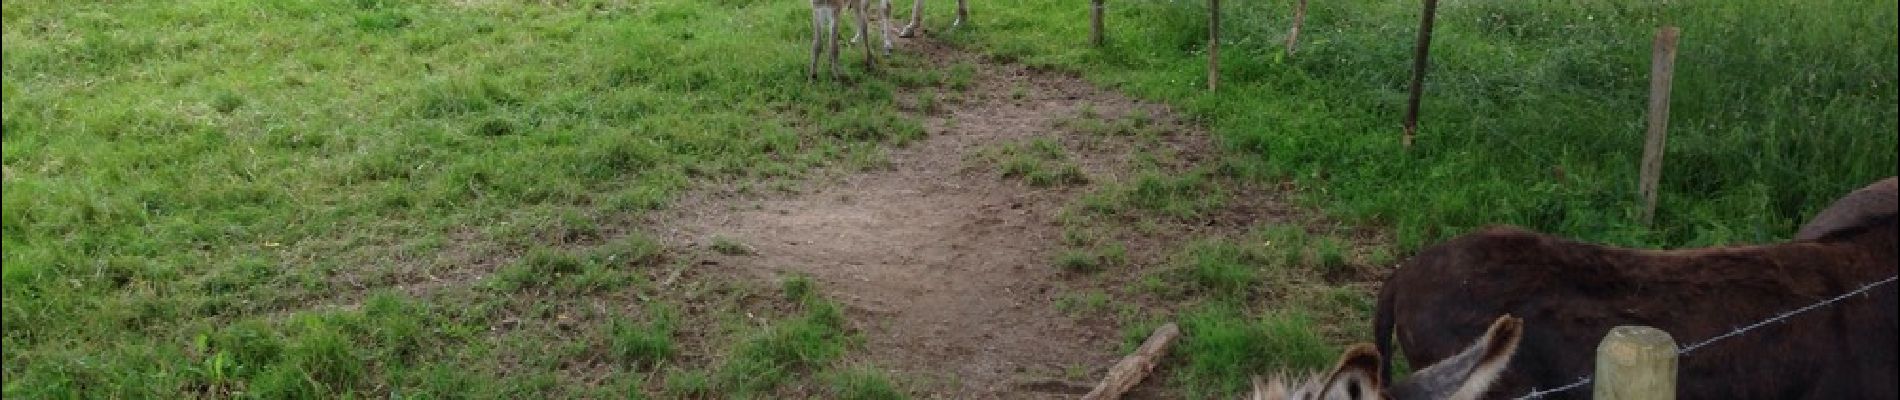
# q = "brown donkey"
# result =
<box><xmin>1253</xmin><ymin>315</ymin><xmax>1524</xmax><ymax>400</ymax></box>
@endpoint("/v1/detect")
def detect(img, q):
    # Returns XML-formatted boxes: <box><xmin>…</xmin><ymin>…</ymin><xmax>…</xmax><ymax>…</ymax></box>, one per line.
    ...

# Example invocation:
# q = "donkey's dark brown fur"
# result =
<box><xmin>1797</xmin><ymin>176</ymin><xmax>1896</xmax><ymax>241</ymax></box>
<box><xmin>1375</xmin><ymin>213</ymin><xmax>1897</xmax><ymax>399</ymax></box>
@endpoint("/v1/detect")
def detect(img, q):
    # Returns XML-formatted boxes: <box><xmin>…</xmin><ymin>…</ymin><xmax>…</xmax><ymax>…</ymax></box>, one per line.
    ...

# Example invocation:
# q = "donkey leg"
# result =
<box><xmin>898</xmin><ymin>0</ymin><xmax>923</xmax><ymax>37</ymax></box>
<box><xmin>809</xmin><ymin>6</ymin><xmax>826</xmax><ymax>81</ymax></box>
<box><xmin>828</xmin><ymin>7</ymin><xmax>842</xmax><ymax>80</ymax></box>
<box><xmin>878</xmin><ymin>0</ymin><xmax>894</xmax><ymax>55</ymax></box>
<box><xmin>952</xmin><ymin>0</ymin><xmax>967</xmax><ymax>28</ymax></box>
<box><xmin>856</xmin><ymin>0</ymin><xmax>876</xmax><ymax>71</ymax></box>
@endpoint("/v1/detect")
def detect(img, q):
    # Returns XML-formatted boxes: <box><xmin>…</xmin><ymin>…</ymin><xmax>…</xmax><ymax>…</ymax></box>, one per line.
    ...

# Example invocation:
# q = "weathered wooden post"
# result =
<box><xmin>1638</xmin><ymin>26</ymin><xmax>1680</xmax><ymax>225</ymax></box>
<box><xmin>1083</xmin><ymin>323</ymin><xmax>1180</xmax><ymax>400</ymax></box>
<box><xmin>1594</xmin><ymin>325</ymin><xmax>1678</xmax><ymax>400</ymax></box>
<box><xmin>1401</xmin><ymin>0</ymin><xmax>1440</xmax><ymax>149</ymax></box>
<box><xmin>1208</xmin><ymin>0</ymin><xmax>1221</xmax><ymax>91</ymax></box>
<box><xmin>1091</xmin><ymin>0</ymin><xmax>1107</xmax><ymax>47</ymax></box>
<box><xmin>1285</xmin><ymin>0</ymin><xmax>1308</xmax><ymax>56</ymax></box>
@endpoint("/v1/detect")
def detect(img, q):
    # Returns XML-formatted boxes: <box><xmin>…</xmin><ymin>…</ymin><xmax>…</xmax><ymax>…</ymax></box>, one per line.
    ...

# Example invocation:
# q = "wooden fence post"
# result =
<box><xmin>1401</xmin><ymin>0</ymin><xmax>1440</xmax><ymax>150</ymax></box>
<box><xmin>1638</xmin><ymin>26</ymin><xmax>1680</xmax><ymax>225</ymax></box>
<box><xmin>1594</xmin><ymin>326</ymin><xmax>1678</xmax><ymax>400</ymax></box>
<box><xmin>1285</xmin><ymin>0</ymin><xmax>1308</xmax><ymax>56</ymax></box>
<box><xmin>1083</xmin><ymin>323</ymin><xmax>1181</xmax><ymax>400</ymax></box>
<box><xmin>1208</xmin><ymin>0</ymin><xmax>1221</xmax><ymax>91</ymax></box>
<box><xmin>1091</xmin><ymin>0</ymin><xmax>1107</xmax><ymax>47</ymax></box>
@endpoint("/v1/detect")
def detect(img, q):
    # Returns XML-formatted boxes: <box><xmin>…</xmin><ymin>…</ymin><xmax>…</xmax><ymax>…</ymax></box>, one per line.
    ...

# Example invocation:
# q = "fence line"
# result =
<box><xmin>1511</xmin><ymin>274</ymin><xmax>1900</xmax><ymax>400</ymax></box>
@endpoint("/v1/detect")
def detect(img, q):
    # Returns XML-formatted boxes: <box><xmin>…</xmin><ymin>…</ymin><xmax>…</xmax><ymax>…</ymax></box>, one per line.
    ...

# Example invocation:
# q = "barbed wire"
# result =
<box><xmin>1511</xmin><ymin>274</ymin><xmax>1899</xmax><ymax>400</ymax></box>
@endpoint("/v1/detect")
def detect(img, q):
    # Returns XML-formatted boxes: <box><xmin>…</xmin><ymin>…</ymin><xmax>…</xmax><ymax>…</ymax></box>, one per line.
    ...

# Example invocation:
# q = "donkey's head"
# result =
<box><xmin>1252</xmin><ymin>315</ymin><xmax>1523</xmax><ymax>400</ymax></box>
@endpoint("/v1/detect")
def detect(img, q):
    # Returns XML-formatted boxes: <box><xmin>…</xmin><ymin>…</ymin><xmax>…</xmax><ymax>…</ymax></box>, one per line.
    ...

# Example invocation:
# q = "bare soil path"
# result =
<box><xmin>649</xmin><ymin>40</ymin><xmax>1260</xmax><ymax>398</ymax></box>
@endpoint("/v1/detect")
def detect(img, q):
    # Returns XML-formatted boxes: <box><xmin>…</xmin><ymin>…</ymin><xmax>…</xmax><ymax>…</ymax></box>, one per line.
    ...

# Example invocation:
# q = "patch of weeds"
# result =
<box><xmin>1179</xmin><ymin>240</ymin><xmax>1262</xmax><ymax>297</ymax></box>
<box><xmin>211</xmin><ymin>91</ymin><xmax>245</xmax><ymax>113</ymax></box>
<box><xmin>1254</xmin><ymin>227</ymin><xmax>1358</xmax><ymax>277</ymax></box>
<box><xmin>1056</xmin><ymin>249</ymin><xmax>1102</xmax><ymax>273</ymax></box>
<box><xmin>914</xmin><ymin>90</ymin><xmax>940</xmax><ymax>114</ymax></box>
<box><xmin>945</xmin><ymin>63</ymin><xmax>976</xmax><ymax>91</ymax></box>
<box><xmin>470</xmin><ymin>116</ymin><xmax>521</xmax><ymax>137</ymax></box>
<box><xmin>712</xmin><ymin>279</ymin><xmax>853</xmax><ymax>396</ymax></box>
<box><xmin>1061</xmin><ymin>226</ymin><xmax>1097</xmax><ymax>246</ymax></box>
<box><xmin>1173</xmin><ymin>304</ymin><xmax>1335</xmax><ymax>398</ymax></box>
<box><xmin>1364</xmin><ymin>245</ymin><xmax>1397</xmax><ymax>268</ymax></box>
<box><xmin>1053</xmin><ymin>290</ymin><xmax>1112</xmax><ymax>317</ymax></box>
<box><xmin>826</xmin><ymin>367</ymin><xmax>908</xmax><ymax>400</ymax></box>
<box><xmin>1064</xmin><ymin>364</ymin><xmax>1093</xmax><ymax>381</ymax></box>
<box><xmin>1082</xmin><ymin>171</ymin><xmax>1224</xmax><ymax>218</ymax></box>
<box><xmin>714</xmin><ymin>302</ymin><xmax>851</xmax><ymax>396</ymax></box>
<box><xmin>665</xmin><ymin>368</ymin><xmax>713</xmax><ymax>398</ymax></box>
<box><xmin>781</xmin><ymin>274</ymin><xmax>815</xmax><ymax>304</ymax></box>
<box><xmin>846</xmin><ymin>143</ymin><xmax>892</xmax><ymax>171</ymax></box>
<box><xmin>1311</xmin><ymin>236</ymin><xmax>1349</xmax><ymax>275</ymax></box>
<box><xmin>711</xmin><ymin>236</ymin><xmax>753</xmax><ymax>256</ymax></box>
<box><xmin>1000</xmin><ymin>155</ymin><xmax>1041</xmax><ymax>178</ymax></box>
<box><xmin>1098</xmin><ymin>243</ymin><xmax>1128</xmax><ymax>266</ymax></box>
<box><xmin>609</xmin><ymin>305</ymin><xmax>677</xmax><ymax>368</ymax></box>
<box><xmin>1026</xmin><ymin>163</ymin><xmax>1089</xmax><ymax>187</ymax></box>
<box><xmin>493</xmin><ymin>247</ymin><xmax>589</xmax><ymax>291</ymax></box>
<box><xmin>983</xmin><ymin>138</ymin><xmax>1088</xmax><ymax>188</ymax></box>
<box><xmin>1058</xmin><ymin>110</ymin><xmax>1158</xmax><ymax>137</ymax></box>
<box><xmin>595</xmin><ymin>234</ymin><xmax>665</xmax><ymax>267</ymax></box>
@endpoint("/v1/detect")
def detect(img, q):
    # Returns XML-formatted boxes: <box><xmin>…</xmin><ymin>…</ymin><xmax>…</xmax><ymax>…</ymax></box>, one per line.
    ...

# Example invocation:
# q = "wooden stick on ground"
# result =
<box><xmin>1083</xmin><ymin>322</ymin><xmax>1182</xmax><ymax>400</ymax></box>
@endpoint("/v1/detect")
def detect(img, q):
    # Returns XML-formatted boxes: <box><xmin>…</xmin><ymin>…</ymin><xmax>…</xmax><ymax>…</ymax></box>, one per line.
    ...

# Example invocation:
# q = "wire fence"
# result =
<box><xmin>1511</xmin><ymin>274</ymin><xmax>1900</xmax><ymax>400</ymax></box>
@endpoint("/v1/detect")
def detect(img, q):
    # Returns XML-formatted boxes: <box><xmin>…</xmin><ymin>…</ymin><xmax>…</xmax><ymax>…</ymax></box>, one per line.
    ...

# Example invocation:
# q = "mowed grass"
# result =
<box><xmin>930</xmin><ymin>0</ymin><xmax>1895</xmax><ymax>396</ymax></box>
<box><xmin>4</xmin><ymin>0</ymin><xmax>920</xmax><ymax>397</ymax></box>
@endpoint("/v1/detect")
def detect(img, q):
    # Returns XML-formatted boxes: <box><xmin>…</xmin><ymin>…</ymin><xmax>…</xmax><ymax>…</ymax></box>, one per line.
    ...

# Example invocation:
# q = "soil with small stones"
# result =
<box><xmin>646</xmin><ymin>39</ymin><xmax>1308</xmax><ymax>398</ymax></box>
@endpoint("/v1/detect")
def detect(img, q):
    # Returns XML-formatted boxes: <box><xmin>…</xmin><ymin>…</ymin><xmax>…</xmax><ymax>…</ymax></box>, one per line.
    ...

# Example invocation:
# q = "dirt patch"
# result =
<box><xmin>645</xmin><ymin>39</ymin><xmax>1291</xmax><ymax>397</ymax></box>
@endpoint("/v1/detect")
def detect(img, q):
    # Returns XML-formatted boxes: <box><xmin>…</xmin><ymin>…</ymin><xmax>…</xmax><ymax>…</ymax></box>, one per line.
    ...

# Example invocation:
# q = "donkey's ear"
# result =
<box><xmin>1317</xmin><ymin>344</ymin><xmax>1385</xmax><ymax>400</ymax></box>
<box><xmin>1388</xmin><ymin>315</ymin><xmax>1524</xmax><ymax>400</ymax></box>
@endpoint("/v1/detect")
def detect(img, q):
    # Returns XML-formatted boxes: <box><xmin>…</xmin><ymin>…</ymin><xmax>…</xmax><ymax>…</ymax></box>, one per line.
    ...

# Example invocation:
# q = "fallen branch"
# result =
<box><xmin>1083</xmin><ymin>322</ymin><xmax>1181</xmax><ymax>400</ymax></box>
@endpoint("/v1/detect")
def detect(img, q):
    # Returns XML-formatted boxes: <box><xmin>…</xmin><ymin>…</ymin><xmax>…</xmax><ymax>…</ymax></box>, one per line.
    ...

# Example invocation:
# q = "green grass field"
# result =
<box><xmin>952</xmin><ymin>0</ymin><xmax>1897</xmax><ymax>249</ymax></box>
<box><xmin>4</xmin><ymin>0</ymin><xmax>1894</xmax><ymax>397</ymax></box>
<box><xmin>3</xmin><ymin>0</ymin><xmax>921</xmax><ymax>397</ymax></box>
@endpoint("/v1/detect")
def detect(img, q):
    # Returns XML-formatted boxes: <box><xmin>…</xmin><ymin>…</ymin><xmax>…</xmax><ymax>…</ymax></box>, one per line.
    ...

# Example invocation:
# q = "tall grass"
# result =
<box><xmin>947</xmin><ymin>0</ymin><xmax>1897</xmax><ymax>249</ymax></box>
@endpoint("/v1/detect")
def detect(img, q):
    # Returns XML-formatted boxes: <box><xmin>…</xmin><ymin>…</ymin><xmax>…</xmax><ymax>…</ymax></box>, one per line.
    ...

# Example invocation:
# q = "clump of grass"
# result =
<box><xmin>1027</xmin><ymin>163</ymin><xmax>1090</xmax><ymax>187</ymax></box>
<box><xmin>1311</xmin><ymin>236</ymin><xmax>1350</xmax><ymax>275</ymax></box>
<box><xmin>945</xmin><ymin>63</ymin><xmax>977</xmax><ymax>91</ymax></box>
<box><xmin>489</xmin><ymin>240</ymin><xmax>662</xmax><ymax>295</ymax></box>
<box><xmin>609</xmin><ymin>306</ymin><xmax>677</xmax><ymax>368</ymax></box>
<box><xmin>1057</xmin><ymin>249</ymin><xmax>1102</xmax><ymax>273</ymax></box>
<box><xmin>782</xmin><ymin>274</ymin><xmax>816</xmax><ymax>304</ymax></box>
<box><xmin>1053</xmin><ymin>290</ymin><xmax>1113</xmax><ymax>317</ymax></box>
<box><xmin>1056</xmin><ymin>243</ymin><xmax>1127</xmax><ymax>273</ymax></box>
<box><xmin>1173</xmin><ymin>304</ymin><xmax>1335</xmax><ymax>398</ymax></box>
<box><xmin>665</xmin><ymin>369</ymin><xmax>714</xmax><ymax>398</ymax></box>
<box><xmin>714</xmin><ymin>300</ymin><xmax>852</xmax><ymax>396</ymax></box>
<box><xmin>493</xmin><ymin>247</ymin><xmax>589</xmax><ymax>291</ymax></box>
<box><xmin>826</xmin><ymin>367</ymin><xmax>908</xmax><ymax>400</ymax></box>
<box><xmin>983</xmin><ymin>138</ymin><xmax>1090</xmax><ymax>188</ymax></box>
<box><xmin>1081</xmin><ymin>171</ymin><xmax>1225</xmax><ymax>218</ymax></box>
<box><xmin>711</xmin><ymin>236</ymin><xmax>753</xmax><ymax>256</ymax></box>
<box><xmin>914</xmin><ymin>90</ymin><xmax>940</xmax><ymax>114</ymax></box>
<box><xmin>1061</xmin><ymin>225</ymin><xmax>1098</xmax><ymax>246</ymax></box>
<box><xmin>1058</xmin><ymin>110</ymin><xmax>1159</xmax><ymax>137</ymax></box>
<box><xmin>1179</xmin><ymin>240</ymin><xmax>1262</xmax><ymax>297</ymax></box>
<box><xmin>211</xmin><ymin>91</ymin><xmax>245</xmax><ymax>113</ymax></box>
